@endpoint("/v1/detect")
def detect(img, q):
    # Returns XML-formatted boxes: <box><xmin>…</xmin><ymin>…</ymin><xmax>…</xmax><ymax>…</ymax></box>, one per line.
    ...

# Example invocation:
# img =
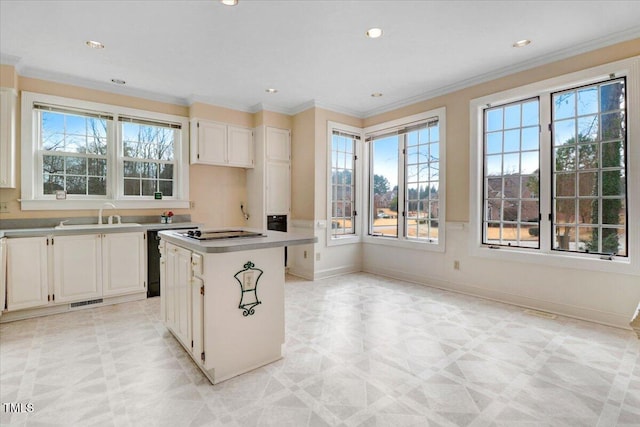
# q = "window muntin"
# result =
<box><xmin>38</xmin><ymin>107</ymin><xmax>110</xmax><ymax>197</ymax></box>
<box><xmin>406</xmin><ymin>121</ymin><xmax>440</xmax><ymax>241</ymax></box>
<box><xmin>367</xmin><ymin>117</ymin><xmax>441</xmax><ymax>243</ymax></box>
<box><xmin>482</xmin><ymin>98</ymin><xmax>540</xmax><ymax>248</ymax></box>
<box><xmin>551</xmin><ymin>78</ymin><xmax>627</xmax><ymax>256</ymax></box>
<box><xmin>121</xmin><ymin>118</ymin><xmax>177</xmax><ymax>197</ymax></box>
<box><xmin>330</xmin><ymin>130</ymin><xmax>358</xmax><ymax>237</ymax></box>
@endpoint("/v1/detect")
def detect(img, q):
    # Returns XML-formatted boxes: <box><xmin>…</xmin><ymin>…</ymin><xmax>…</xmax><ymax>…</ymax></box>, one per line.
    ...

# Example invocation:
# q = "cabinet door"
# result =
<box><xmin>164</xmin><ymin>243</ymin><xmax>178</xmax><ymax>327</ymax></box>
<box><xmin>227</xmin><ymin>125</ymin><xmax>254</xmax><ymax>168</ymax></box>
<box><xmin>194</xmin><ymin>120</ymin><xmax>227</xmax><ymax>165</ymax></box>
<box><xmin>6</xmin><ymin>237</ymin><xmax>49</xmax><ymax>310</ymax></box>
<box><xmin>102</xmin><ymin>232</ymin><xmax>146</xmax><ymax>296</ymax></box>
<box><xmin>266</xmin><ymin>161</ymin><xmax>291</xmax><ymax>214</ymax></box>
<box><xmin>53</xmin><ymin>234</ymin><xmax>102</xmax><ymax>303</ymax></box>
<box><xmin>266</xmin><ymin>127</ymin><xmax>290</xmax><ymax>162</ymax></box>
<box><xmin>174</xmin><ymin>246</ymin><xmax>193</xmax><ymax>349</ymax></box>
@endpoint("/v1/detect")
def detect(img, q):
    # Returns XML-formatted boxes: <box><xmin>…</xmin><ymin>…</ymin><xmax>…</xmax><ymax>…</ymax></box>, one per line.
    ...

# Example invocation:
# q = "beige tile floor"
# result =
<box><xmin>1</xmin><ymin>272</ymin><xmax>639</xmax><ymax>426</ymax></box>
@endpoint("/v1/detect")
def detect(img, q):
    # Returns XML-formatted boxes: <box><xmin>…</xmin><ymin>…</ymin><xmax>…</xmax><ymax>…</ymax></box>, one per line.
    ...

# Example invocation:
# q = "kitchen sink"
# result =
<box><xmin>54</xmin><ymin>223</ymin><xmax>141</xmax><ymax>230</ymax></box>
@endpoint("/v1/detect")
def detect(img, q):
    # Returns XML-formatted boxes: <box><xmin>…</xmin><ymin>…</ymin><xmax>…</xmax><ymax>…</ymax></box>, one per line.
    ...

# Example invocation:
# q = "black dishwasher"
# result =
<box><xmin>147</xmin><ymin>227</ymin><xmax>196</xmax><ymax>297</ymax></box>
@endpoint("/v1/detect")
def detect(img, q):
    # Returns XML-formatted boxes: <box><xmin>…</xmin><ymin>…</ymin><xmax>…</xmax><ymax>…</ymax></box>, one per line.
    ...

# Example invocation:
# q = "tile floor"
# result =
<box><xmin>1</xmin><ymin>272</ymin><xmax>639</xmax><ymax>427</ymax></box>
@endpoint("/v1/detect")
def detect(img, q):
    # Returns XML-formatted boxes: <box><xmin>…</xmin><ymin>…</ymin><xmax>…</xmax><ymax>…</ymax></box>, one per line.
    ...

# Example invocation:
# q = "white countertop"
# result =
<box><xmin>159</xmin><ymin>228</ymin><xmax>316</xmax><ymax>253</ymax></box>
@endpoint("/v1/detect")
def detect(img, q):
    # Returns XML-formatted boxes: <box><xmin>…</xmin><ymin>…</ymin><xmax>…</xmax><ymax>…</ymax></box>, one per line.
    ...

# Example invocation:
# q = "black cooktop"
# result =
<box><xmin>179</xmin><ymin>229</ymin><xmax>266</xmax><ymax>241</ymax></box>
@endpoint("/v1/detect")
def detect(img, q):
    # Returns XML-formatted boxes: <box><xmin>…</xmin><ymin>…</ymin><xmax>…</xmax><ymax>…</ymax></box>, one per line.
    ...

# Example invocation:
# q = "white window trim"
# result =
<box><xmin>326</xmin><ymin>121</ymin><xmax>363</xmax><ymax>247</ymax></box>
<box><xmin>20</xmin><ymin>91</ymin><xmax>190</xmax><ymax>210</ymax></box>
<box><xmin>469</xmin><ymin>56</ymin><xmax>640</xmax><ymax>275</ymax></box>
<box><xmin>362</xmin><ymin>107</ymin><xmax>447</xmax><ymax>253</ymax></box>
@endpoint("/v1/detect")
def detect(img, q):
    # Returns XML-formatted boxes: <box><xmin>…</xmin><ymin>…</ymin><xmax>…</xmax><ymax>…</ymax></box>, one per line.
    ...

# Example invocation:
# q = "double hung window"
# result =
<box><xmin>22</xmin><ymin>91</ymin><xmax>189</xmax><ymax>209</ymax></box>
<box><xmin>38</xmin><ymin>105</ymin><xmax>110</xmax><ymax>197</ymax></box>
<box><xmin>121</xmin><ymin>118</ymin><xmax>178</xmax><ymax>197</ymax></box>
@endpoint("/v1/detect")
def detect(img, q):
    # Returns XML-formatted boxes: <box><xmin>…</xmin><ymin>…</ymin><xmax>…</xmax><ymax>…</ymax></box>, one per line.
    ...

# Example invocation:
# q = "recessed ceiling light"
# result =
<box><xmin>220</xmin><ymin>0</ymin><xmax>238</xmax><ymax>5</ymax></box>
<box><xmin>86</xmin><ymin>40</ymin><xmax>105</xmax><ymax>49</ymax></box>
<box><xmin>366</xmin><ymin>28</ymin><xmax>383</xmax><ymax>39</ymax></box>
<box><xmin>512</xmin><ymin>39</ymin><xmax>531</xmax><ymax>48</ymax></box>
<box><xmin>371</xmin><ymin>92</ymin><xmax>383</xmax><ymax>97</ymax></box>
<box><xmin>265</xmin><ymin>88</ymin><xmax>278</xmax><ymax>94</ymax></box>
<box><xmin>111</xmin><ymin>78</ymin><xmax>126</xmax><ymax>85</ymax></box>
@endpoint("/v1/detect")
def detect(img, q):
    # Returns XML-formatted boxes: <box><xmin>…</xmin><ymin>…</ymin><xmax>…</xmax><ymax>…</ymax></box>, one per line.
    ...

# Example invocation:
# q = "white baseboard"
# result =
<box><xmin>364</xmin><ymin>265</ymin><xmax>633</xmax><ymax>330</ymax></box>
<box><xmin>314</xmin><ymin>265</ymin><xmax>361</xmax><ymax>280</ymax></box>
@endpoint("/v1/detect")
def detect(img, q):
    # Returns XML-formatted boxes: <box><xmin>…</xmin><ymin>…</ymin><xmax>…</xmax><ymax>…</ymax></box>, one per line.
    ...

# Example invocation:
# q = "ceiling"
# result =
<box><xmin>2</xmin><ymin>0</ymin><xmax>640</xmax><ymax>118</ymax></box>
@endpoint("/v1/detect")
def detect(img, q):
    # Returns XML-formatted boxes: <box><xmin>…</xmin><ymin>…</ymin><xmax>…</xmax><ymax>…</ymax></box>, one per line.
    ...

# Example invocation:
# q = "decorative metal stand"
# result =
<box><xmin>234</xmin><ymin>261</ymin><xmax>263</xmax><ymax>316</ymax></box>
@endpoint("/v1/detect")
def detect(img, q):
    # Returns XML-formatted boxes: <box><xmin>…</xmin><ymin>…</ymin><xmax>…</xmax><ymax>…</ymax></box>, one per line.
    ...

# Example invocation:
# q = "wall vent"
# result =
<box><xmin>70</xmin><ymin>298</ymin><xmax>104</xmax><ymax>309</ymax></box>
<box><xmin>523</xmin><ymin>309</ymin><xmax>557</xmax><ymax>319</ymax></box>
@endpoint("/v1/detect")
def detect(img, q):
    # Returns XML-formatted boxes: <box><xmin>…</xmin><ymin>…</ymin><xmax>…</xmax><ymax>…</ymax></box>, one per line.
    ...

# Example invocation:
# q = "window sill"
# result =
<box><xmin>363</xmin><ymin>234</ymin><xmax>445</xmax><ymax>252</ymax></box>
<box><xmin>471</xmin><ymin>244</ymin><xmax>638</xmax><ymax>276</ymax></box>
<box><xmin>20</xmin><ymin>199</ymin><xmax>190</xmax><ymax>211</ymax></box>
<box><xmin>327</xmin><ymin>234</ymin><xmax>361</xmax><ymax>247</ymax></box>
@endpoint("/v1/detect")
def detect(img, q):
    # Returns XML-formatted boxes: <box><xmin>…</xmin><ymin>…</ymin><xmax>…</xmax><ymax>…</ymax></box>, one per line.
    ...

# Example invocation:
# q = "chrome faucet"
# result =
<box><xmin>98</xmin><ymin>202</ymin><xmax>117</xmax><ymax>225</ymax></box>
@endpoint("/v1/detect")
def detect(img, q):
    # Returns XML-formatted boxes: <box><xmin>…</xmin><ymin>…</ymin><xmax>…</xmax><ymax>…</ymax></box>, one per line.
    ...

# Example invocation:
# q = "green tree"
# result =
<box><xmin>373</xmin><ymin>174</ymin><xmax>389</xmax><ymax>195</ymax></box>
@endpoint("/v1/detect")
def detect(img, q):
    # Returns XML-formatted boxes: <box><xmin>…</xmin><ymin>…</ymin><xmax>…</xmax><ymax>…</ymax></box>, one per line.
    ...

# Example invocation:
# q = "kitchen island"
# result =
<box><xmin>158</xmin><ymin>228</ymin><xmax>315</xmax><ymax>384</ymax></box>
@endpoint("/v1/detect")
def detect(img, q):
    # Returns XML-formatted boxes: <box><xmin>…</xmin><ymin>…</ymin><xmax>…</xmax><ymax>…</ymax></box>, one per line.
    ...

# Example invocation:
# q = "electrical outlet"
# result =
<box><xmin>303</xmin><ymin>250</ymin><xmax>307</xmax><ymax>259</ymax></box>
<box><xmin>453</xmin><ymin>260</ymin><xmax>460</xmax><ymax>270</ymax></box>
<box><xmin>0</xmin><ymin>202</ymin><xmax>8</xmax><ymax>213</ymax></box>
<box><xmin>315</xmin><ymin>252</ymin><xmax>321</xmax><ymax>261</ymax></box>
<box><xmin>190</xmin><ymin>201</ymin><xmax>196</xmax><ymax>208</ymax></box>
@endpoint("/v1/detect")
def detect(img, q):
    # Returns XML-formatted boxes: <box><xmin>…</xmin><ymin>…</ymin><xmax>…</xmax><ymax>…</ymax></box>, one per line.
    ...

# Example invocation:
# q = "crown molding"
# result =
<box><xmin>0</xmin><ymin>53</ymin><xmax>21</xmax><ymax>66</ymax></box>
<box><xmin>17</xmin><ymin>66</ymin><xmax>191</xmax><ymax>106</ymax></box>
<box><xmin>361</xmin><ymin>26</ymin><xmax>640</xmax><ymax>118</ymax></box>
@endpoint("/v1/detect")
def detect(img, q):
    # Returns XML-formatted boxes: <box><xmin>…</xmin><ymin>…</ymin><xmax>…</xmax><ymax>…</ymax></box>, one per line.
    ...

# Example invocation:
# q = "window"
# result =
<box><xmin>121</xmin><ymin>118</ymin><xmax>178</xmax><ymax>197</ymax></box>
<box><xmin>551</xmin><ymin>78</ymin><xmax>627</xmax><ymax>256</ymax></box>
<box><xmin>327</xmin><ymin>122</ymin><xmax>362</xmax><ymax>244</ymax></box>
<box><xmin>483</xmin><ymin>98</ymin><xmax>540</xmax><ymax>248</ymax></box>
<box><xmin>365</xmin><ymin>108</ymin><xmax>446</xmax><ymax>250</ymax></box>
<box><xmin>38</xmin><ymin>105</ymin><xmax>110</xmax><ymax>197</ymax></box>
<box><xmin>21</xmin><ymin>92</ymin><xmax>189</xmax><ymax>210</ymax></box>
<box><xmin>471</xmin><ymin>57</ymin><xmax>638</xmax><ymax>272</ymax></box>
<box><xmin>329</xmin><ymin>128</ymin><xmax>358</xmax><ymax>237</ymax></box>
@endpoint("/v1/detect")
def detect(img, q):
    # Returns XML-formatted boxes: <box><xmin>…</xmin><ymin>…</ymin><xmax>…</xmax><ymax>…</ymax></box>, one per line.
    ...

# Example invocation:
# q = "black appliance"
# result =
<box><xmin>147</xmin><ymin>227</ymin><xmax>196</xmax><ymax>298</ymax></box>
<box><xmin>267</xmin><ymin>215</ymin><xmax>287</xmax><ymax>265</ymax></box>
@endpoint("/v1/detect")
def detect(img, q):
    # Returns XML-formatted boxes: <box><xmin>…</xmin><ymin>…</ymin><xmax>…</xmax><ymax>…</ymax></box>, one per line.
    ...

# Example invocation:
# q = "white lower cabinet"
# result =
<box><xmin>53</xmin><ymin>234</ymin><xmax>102</xmax><ymax>303</ymax></box>
<box><xmin>102</xmin><ymin>232</ymin><xmax>145</xmax><ymax>296</ymax></box>
<box><xmin>5</xmin><ymin>231</ymin><xmax>146</xmax><ymax>313</ymax></box>
<box><xmin>6</xmin><ymin>236</ymin><xmax>49</xmax><ymax>311</ymax></box>
<box><xmin>161</xmin><ymin>242</ymin><xmax>203</xmax><ymax>355</ymax></box>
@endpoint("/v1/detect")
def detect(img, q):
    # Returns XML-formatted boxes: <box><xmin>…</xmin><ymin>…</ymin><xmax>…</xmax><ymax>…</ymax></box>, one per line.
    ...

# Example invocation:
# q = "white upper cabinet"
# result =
<box><xmin>266</xmin><ymin>127</ymin><xmax>290</xmax><ymax>162</ymax></box>
<box><xmin>0</xmin><ymin>88</ymin><xmax>17</xmax><ymax>188</ymax></box>
<box><xmin>227</xmin><ymin>125</ymin><xmax>254</xmax><ymax>168</ymax></box>
<box><xmin>190</xmin><ymin>119</ymin><xmax>254</xmax><ymax>168</ymax></box>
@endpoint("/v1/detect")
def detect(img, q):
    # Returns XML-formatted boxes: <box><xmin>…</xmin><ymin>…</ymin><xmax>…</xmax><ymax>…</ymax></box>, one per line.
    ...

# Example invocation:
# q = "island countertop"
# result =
<box><xmin>158</xmin><ymin>228</ymin><xmax>316</xmax><ymax>253</ymax></box>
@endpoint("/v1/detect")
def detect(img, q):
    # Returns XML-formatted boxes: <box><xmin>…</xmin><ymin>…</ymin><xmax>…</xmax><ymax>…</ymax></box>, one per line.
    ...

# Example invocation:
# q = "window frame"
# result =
<box><xmin>469</xmin><ymin>56</ymin><xmax>639</xmax><ymax>274</ymax></box>
<box><xmin>20</xmin><ymin>91</ymin><xmax>190</xmax><ymax>210</ymax></box>
<box><xmin>363</xmin><ymin>108</ymin><xmax>447</xmax><ymax>252</ymax></box>
<box><xmin>326</xmin><ymin>121</ymin><xmax>363</xmax><ymax>246</ymax></box>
